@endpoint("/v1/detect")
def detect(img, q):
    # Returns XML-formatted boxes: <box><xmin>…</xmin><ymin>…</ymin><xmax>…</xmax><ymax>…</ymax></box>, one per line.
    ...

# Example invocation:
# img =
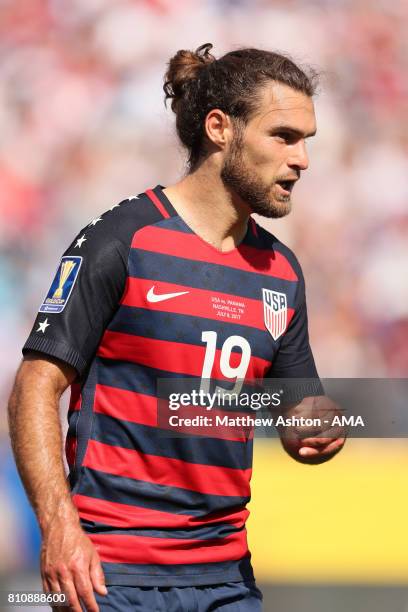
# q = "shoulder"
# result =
<box><xmin>71</xmin><ymin>191</ymin><xmax>164</xmax><ymax>249</ymax></box>
<box><xmin>252</xmin><ymin>218</ymin><xmax>304</xmax><ymax>284</ymax></box>
<box><xmin>63</xmin><ymin>190</ymin><xmax>165</xmax><ymax>262</ymax></box>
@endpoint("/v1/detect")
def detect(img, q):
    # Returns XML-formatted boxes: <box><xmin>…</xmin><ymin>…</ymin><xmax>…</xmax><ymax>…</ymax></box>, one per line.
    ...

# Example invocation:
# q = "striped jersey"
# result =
<box><xmin>23</xmin><ymin>185</ymin><xmax>319</xmax><ymax>586</ymax></box>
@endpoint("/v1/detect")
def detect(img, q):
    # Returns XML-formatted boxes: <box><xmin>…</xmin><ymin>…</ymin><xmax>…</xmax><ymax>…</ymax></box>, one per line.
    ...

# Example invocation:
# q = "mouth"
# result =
<box><xmin>275</xmin><ymin>178</ymin><xmax>297</xmax><ymax>197</ymax></box>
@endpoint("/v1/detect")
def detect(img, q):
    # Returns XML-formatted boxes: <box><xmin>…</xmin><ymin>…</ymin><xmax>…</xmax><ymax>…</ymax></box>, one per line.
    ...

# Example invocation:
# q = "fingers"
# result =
<box><xmin>297</xmin><ymin>420</ymin><xmax>345</xmax><ymax>442</ymax></box>
<box><xmin>90</xmin><ymin>553</ymin><xmax>108</xmax><ymax>597</ymax></box>
<box><xmin>42</xmin><ymin>564</ymin><xmax>100</xmax><ymax>612</ymax></box>
<box><xmin>281</xmin><ymin>397</ymin><xmax>347</xmax><ymax>442</ymax></box>
<box><xmin>72</xmin><ymin>567</ymin><xmax>100</xmax><ymax>612</ymax></box>
<box><xmin>41</xmin><ymin>566</ymin><xmax>60</xmax><ymax>599</ymax></box>
<box><xmin>57</xmin><ymin>576</ymin><xmax>82</xmax><ymax>612</ymax></box>
<box><xmin>40</xmin><ymin>521</ymin><xmax>105</xmax><ymax>611</ymax></box>
<box><xmin>301</xmin><ymin>433</ymin><xmax>342</xmax><ymax>447</ymax></box>
<box><xmin>43</xmin><ymin>568</ymin><xmax>81</xmax><ymax>612</ymax></box>
<box><xmin>299</xmin><ymin>437</ymin><xmax>346</xmax><ymax>457</ymax></box>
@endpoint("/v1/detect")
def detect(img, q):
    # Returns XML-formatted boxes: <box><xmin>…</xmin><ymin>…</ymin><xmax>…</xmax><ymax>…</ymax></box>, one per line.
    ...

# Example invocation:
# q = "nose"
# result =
<box><xmin>288</xmin><ymin>140</ymin><xmax>309</xmax><ymax>171</ymax></box>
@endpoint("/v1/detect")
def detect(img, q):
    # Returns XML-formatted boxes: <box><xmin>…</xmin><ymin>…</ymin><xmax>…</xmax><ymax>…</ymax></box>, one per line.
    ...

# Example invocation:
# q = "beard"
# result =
<box><xmin>220</xmin><ymin>134</ymin><xmax>292</xmax><ymax>219</ymax></box>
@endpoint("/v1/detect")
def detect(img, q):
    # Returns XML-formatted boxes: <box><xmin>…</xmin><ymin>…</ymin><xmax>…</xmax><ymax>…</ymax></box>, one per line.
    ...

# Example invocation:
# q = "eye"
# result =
<box><xmin>274</xmin><ymin>131</ymin><xmax>297</xmax><ymax>144</ymax></box>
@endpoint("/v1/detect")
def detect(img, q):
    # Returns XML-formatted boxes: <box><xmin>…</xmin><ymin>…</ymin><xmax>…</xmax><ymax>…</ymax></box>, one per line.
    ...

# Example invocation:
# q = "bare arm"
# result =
<box><xmin>8</xmin><ymin>353</ymin><xmax>77</xmax><ymax>530</ymax></box>
<box><xmin>8</xmin><ymin>353</ymin><xmax>107</xmax><ymax>611</ymax></box>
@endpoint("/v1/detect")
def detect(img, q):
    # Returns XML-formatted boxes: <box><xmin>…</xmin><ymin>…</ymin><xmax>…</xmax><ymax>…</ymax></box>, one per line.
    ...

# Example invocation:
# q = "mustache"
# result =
<box><xmin>274</xmin><ymin>172</ymin><xmax>300</xmax><ymax>183</ymax></box>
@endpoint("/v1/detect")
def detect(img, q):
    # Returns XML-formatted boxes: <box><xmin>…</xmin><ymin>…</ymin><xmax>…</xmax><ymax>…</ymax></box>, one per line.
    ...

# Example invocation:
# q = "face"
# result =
<box><xmin>220</xmin><ymin>82</ymin><xmax>317</xmax><ymax>218</ymax></box>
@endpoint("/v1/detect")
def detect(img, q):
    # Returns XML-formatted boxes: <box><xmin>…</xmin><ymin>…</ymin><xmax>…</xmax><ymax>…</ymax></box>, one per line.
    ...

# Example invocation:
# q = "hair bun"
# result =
<box><xmin>164</xmin><ymin>43</ymin><xmax>215</xmax><ymax>112</ymax></box>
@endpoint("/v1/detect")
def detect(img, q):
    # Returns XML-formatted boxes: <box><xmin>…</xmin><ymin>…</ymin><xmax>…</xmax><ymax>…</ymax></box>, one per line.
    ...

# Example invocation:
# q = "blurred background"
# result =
<box><xmin>0</xmin><ymin>0</ymin><xmax>407</xmax><ymax>610</ymax></box>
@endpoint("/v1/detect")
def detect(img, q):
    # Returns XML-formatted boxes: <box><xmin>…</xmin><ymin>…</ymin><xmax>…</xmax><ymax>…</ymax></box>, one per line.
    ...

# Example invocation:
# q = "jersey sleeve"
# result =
<box><xmin>268</xmin><ymin>265</ymin><xmax>323</xmax><ymax>402</ymax></box>
<box><xmin>271</xmin><ymin>268</ymin><xmax>318</xmax><ymax>377</ymax></box>
<box><xmin>22</xmin><ymin>204</ymin><xmax>132</xmax><ymax>378</ymax></box>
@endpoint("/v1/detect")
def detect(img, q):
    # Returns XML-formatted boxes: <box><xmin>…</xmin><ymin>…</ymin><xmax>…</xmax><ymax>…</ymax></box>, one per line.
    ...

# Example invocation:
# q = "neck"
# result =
<box><xmin>163</xmin><ymin>161</ymin><xmax>251</xmax><ymax>252</ymax></box>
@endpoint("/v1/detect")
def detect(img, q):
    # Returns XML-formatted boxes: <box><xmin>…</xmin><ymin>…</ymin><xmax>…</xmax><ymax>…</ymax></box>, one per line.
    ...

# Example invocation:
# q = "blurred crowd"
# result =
<box><xmin>0</xmin><ymin>0</ymin><xmax>407</xmax><ymax>575</ymax></box>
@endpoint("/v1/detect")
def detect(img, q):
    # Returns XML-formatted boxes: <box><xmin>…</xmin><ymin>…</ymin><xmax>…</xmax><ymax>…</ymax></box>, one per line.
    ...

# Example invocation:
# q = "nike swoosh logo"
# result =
<box><xmin>146</xmin><ymin>286</ymin><xmax>189</xmax><ymax>303</ymax></box>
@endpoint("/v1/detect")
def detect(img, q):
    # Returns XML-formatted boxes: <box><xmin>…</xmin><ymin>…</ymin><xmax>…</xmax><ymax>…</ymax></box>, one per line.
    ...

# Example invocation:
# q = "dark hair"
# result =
<box><xmin>164</xmin><ymin>43</ymin><xmax>319</xmax><ymax>170</ymax></box>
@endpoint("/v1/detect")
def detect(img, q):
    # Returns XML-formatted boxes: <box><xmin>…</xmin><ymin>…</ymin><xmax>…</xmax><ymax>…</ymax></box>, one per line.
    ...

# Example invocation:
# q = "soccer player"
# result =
<box><xmin>8</xmin><ymin>44</ymin><xmax>345</xmax><ymax>611</ymax></box>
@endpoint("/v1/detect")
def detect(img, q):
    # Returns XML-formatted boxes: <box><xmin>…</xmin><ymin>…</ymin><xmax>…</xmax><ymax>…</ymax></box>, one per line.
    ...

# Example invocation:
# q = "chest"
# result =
<box><xmin>103</xmin><ymin>229</ymin><xmax>298</xmax><ymax>383</ymax></box>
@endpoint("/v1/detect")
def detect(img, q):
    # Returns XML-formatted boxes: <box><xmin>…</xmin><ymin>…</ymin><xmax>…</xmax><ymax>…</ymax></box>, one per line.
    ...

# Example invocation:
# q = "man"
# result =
<box><xmin>8</xmin><ymin>44</ymin><xmax>345</xmax><ymax>611</ymax></box>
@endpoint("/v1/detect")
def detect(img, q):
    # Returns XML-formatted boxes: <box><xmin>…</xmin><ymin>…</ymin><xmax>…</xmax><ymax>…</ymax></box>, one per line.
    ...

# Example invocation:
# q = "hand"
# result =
<box><xmin>41</xmin><ymin>516</ymin><xmax>107</xmax><ymax>611</ymax></box>
<box><xmin>278</xmin><ymin>395</ymin><xmax>346</xmax><ymax>464</ymax></box>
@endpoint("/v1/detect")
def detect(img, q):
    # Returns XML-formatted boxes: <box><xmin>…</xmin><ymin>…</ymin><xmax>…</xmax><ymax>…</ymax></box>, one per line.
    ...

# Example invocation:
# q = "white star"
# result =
<box><xmin>37</xmin><ymin>319</ymin><xmax>50</xmax><ymax>333</ymax></box>
<box><xmin>74</xmin><ymin>235</ymin><xmax>87</xmax><ymax>248</ymax></box>
<box><xmin>110</xmin><ymin>203</ymin><xmax>120</xmax><ymax>211</ymax></box>
<box><xmin>88</xmin><ymin>217</ymin><xmax>103</xmax><ymax>227</ymax></box>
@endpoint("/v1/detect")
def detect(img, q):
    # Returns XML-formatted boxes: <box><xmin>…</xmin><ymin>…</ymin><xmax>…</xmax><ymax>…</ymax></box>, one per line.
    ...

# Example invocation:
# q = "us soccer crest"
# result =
<box><xmin>39</xmin><ymin>256</ymin><xmax>82</xmax><ymax>313</ymax></box>
<box><xmin>262</xmin><ymin>288</ymin><xmax>287</xmax><ymax>340</ymax></box>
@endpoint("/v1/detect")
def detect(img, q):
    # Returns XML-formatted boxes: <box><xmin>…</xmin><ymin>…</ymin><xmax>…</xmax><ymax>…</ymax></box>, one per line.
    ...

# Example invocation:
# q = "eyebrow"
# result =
<box><xmin>271</xmin><ymin>125</ymin><xmax>317</xmax><ymax>138</ymax></box>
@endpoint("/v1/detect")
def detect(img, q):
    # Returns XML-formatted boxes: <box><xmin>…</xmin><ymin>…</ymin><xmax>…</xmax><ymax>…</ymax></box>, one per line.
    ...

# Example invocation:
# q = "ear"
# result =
<box><xmin>204</xmin><ymin>109</ymin><xmax>233</xmax><ymax>150</ymax></box>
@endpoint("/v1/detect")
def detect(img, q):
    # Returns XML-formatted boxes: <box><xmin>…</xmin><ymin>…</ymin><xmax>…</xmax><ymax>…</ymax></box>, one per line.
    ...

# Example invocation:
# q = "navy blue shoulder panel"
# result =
<box><xmin>22</xmin><ymin>191</ymin><xmax>164</xmax><ymax>377</ymax></box>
